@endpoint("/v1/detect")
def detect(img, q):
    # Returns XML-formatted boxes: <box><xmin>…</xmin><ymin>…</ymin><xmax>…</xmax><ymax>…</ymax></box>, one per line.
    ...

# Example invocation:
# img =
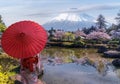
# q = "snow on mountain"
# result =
<box><xmin>52</xmin><ymin>13</ymin><xmax>95</xmax><ymax>22</ymax></box>
<box><xmin>43</xmin><ymin>13</ymin><xmax>96</xmax><ymax>31</ymax></box>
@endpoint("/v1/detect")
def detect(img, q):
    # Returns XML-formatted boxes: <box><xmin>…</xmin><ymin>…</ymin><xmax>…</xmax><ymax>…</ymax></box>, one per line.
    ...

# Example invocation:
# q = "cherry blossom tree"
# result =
<box><xmin>74</xmin><ymin>29</ymin><xmax>86</xmax><ymax>38</ymax></box>
<box><xmin>54</xmin><ymin>30</ymin><xmax>65</xmax><ymax>40</ymax></box>
<box><xmin>86</xmin><ymin>31</ymin><xmax>111</xmax><ymax>40</ymax></box>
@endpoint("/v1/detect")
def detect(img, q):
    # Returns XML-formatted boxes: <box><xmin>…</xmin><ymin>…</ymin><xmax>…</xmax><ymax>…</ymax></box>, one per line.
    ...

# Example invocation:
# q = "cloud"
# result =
<box><xmin>26</xmin><ymin>3</ymin><xmax>120</xmax><ymax>17</ymax></box>
<box><xmin>64</xmin><ymin>3</ymin><xmax>120</xmax><ymax>13</ymax></box>
<box><xmin>1</xmin><ymin>1</ymin><xmax>120</xmax><ymax>26</ymax></box>
<box><xmin>26</xmin><ymin>10</ymin><xmax>64</xmax><ymax>17</ymax></box>
<box><xmin>27</xmin><ymin>12</ymin><xmax>55</xmax><ymax>17</ymax></box>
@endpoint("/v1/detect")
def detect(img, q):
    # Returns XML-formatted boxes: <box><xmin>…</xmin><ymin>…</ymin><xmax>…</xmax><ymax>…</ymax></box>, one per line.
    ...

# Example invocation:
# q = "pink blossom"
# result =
<box><xmin>86</xmin><ymin>31</ymin><xmax>111</xmax><ymax>40</ymax></box>
<box><xmin>54</xmin><ymin>30</ymin><xmax>65</xmax><ymax>40</ymax></box>
<box><xmin>74</xmin><ymin>30</ymin><xmax>86</xmax><ymax>38</ymax></box>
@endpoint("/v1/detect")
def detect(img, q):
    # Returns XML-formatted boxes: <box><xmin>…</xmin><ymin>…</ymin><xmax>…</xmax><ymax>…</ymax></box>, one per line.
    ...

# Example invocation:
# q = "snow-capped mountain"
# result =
<box><xmin>52</xmin><ymin>13</ymin><xmax>95</xmax><ymax>22</ymax></box>
<box><xmin>43</xmin><ymin>13</ymin><xmax>96</xmax><ymax>31</ymax></box>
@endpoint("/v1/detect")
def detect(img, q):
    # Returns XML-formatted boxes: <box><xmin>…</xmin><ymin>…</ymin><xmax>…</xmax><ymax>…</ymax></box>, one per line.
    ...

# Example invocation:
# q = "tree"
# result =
<box><xmin>107</xmin><ymin>24</ymin><xmax>117</xmax><ymax>33</ymax></box>
<box><xmin>0</xmin><ymin>23</ymin><xmax>6</xmax><ymax>32</ymax></box>
<box><xmin>115</xmin><ymin>10</ymin><xmax>120</xmax><ymax>27</ymax></box>
<box><xmin>64</xmin><ymin>32</ymin><xmax>75</xmax><ymax>41</ymax></box>
<box><xmin>96</xmin><ymin>14</ymin><xmax>106</xmax><ymax>29</ymax></box>
<box><xmin>0</xmin><ymin>15</ymin><xmax>6</xmax><ymax>32</ymax></box>
<box><xmin>82</xmin><ymin>26</ymin><xmax>97</xmax><ymax>34</ymax></box>
<box><xmin>48</xmin><ymin>27</ymin><xmax>55</xmax><ymax>40</ymax></box>
<box><xmin>0</xmin><ymin>15</ymin><xmax>3</xmax><ymax>23</ymax></box>
<box><xmin>82</xmin><ymin>27</ymin><xmax>89</xmax><ymax>34</ymax></box>
<box><xmin>86</xmin><ymin>31</ymin><xmax>111</xmax><ymax>40</ymax></box>
<box><xmin>110</xmin><ymin>29</ymin><xmax>120</xmax><ymax>40</ymax></box>
<box><xmin>54</xmin><ymin>30</ymin><xmax>65</xmax><ymax>41</ymax></box>
<box><xmin>74</xmin><ymin>29</ymin><xmax>86</xmax><ymax>38</ymax></box>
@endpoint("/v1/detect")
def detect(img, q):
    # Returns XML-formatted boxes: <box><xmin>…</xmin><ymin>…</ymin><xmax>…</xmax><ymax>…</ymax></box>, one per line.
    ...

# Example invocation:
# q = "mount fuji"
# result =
<box><xmin>43</xmin><ymin>13</ymin><xmax>96</xmax><ymax>31</ymax></box>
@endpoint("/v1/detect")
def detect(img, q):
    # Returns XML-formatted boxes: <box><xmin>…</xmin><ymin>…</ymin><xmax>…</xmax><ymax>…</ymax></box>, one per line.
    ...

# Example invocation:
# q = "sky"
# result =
<box><xmin>0</xmin><ymin>0</ymin><xmax>120</xmax><ymax>27</ymax></box>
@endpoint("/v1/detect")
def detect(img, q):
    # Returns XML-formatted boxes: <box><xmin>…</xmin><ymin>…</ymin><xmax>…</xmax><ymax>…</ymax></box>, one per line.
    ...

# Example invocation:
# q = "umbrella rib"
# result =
<box><xmin>1</xmin><ymin>21</ymin><xmax>47</xmax><ymax>59</ymax></box>
<box><xmin>32</xmin><ymin>38</ymin><xmax>45</xmax><ymax>52</ymax></box>
<box><xmin>3</xmin><ymin>40</ymin><xmax>18</xmax><ymax>57</ymax></box>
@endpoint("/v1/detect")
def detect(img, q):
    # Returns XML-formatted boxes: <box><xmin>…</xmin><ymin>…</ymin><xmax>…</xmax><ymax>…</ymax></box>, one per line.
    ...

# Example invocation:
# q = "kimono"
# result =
<box><xmin>20</xmin><ymin>55</ymin><xmax>43</xmax><ymax>84</ymax></box>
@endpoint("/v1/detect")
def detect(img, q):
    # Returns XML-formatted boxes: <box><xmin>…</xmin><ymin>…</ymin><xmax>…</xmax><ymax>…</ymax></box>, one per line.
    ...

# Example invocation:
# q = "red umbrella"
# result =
<box><xmin>1</xmin><ymin>20</ymin><xmax>47</xmax><ymax>59</ymax></box>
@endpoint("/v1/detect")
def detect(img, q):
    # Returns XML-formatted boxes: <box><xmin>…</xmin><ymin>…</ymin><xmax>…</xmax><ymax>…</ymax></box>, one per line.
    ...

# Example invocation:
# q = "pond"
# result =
<box><xmin>40</xmin><ymin>47</ymin><xmax>120</xmax><ymax>84</ymax></box>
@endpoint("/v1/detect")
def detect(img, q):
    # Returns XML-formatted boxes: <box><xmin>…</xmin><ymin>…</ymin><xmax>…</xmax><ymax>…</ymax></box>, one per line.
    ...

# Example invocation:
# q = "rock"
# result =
<box><xmin>97</xmin><ymin>46</ymin><xmax>107</xmax><ymax>53</ymax></box>
<box><xmin>10</xmin><ymin>74</ymin><xmax>23</xmax><ymax>84</ymax></box>
<box><xmin>112</xmin><ymin>59</ymin><xmax>120</xmax><ymax>67</ymax></box>
<box><xmin>14</xmin><ymin>80</ymin><xmax>23</xmax><ymax>84</ymax></box>
<box><xmin>9</xmin><ymin>74</ymin><xmax>22</xmax><ymax>81</ymax></box>
<box><xmin>38</xmin><ymin>79</ymin><xmax>46</xmax><ymax>84</ymax></box>
<box><xmin>117</xmin><ymin>45</ymin><xmax>120</xmax><ymax>51</ymax></box>
<box><xmin>103</xmin><ymin>50</ymin><xmax>120</xmax><ymax>58</ymax></box>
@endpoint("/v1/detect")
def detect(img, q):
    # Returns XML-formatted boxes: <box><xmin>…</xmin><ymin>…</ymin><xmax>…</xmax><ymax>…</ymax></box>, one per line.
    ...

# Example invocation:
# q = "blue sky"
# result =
<box><xmin>0</xmin><ymin>0</ymin><xmax>120</xmax><ymax>27</ymax></box>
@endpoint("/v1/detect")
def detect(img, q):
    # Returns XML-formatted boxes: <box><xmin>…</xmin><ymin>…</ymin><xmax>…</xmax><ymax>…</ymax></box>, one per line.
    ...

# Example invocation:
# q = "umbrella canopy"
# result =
<box><xmin>1</xmin><ymin>21</ymin><xmax>47</xmax><ymax>59</ymax></box>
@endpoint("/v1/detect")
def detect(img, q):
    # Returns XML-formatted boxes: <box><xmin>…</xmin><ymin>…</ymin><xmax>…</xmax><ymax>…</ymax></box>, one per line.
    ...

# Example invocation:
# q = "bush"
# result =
<box><xmin>0</xmin><ymin>53</ymin><xmax>19</xmax><ymax>84</ymax></box>
<box><xmin>108</xmin><ymin>40</ymin><xmax>119</xmax><ymax>45</ymax></box>
<box><xmin>0</xmin><ymin>65</ymin><xmax>15</xmax><ymax>84</ymax></box>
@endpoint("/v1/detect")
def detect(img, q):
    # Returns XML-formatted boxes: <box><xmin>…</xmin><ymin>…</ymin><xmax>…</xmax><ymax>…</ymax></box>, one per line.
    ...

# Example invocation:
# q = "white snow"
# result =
<box><xmin>52</xmin><ymin>13</ymin><xmax>95</xmax><ymax>22</ymax></box>
<box><xmin>43</xmin><ymin>13</ymin><xmax>110</xmax><ymax>31</ymax></box>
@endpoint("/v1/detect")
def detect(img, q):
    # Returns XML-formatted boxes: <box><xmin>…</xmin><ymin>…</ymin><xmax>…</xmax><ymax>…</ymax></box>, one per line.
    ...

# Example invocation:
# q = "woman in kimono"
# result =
<box><xmin>20</xmin><ymin>54</ymin><xmax>45</xmax><ymax>84</ymax></box>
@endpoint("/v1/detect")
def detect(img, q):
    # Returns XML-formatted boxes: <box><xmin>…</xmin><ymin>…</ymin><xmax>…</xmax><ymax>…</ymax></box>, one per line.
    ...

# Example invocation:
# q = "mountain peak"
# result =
<box><xmin>52</xmin><ymin>13</ymin><xmax>95</xmax><ymax>22</ymax></box>
<box><xmin>52</xmin><ymin>13</ymin><xmax>80</xmax><ymax>21</ymax></box>
<box><xmin>43</xmin><ymin>13</ymin><xmax>96</xmax><ymax>31</ymax></box>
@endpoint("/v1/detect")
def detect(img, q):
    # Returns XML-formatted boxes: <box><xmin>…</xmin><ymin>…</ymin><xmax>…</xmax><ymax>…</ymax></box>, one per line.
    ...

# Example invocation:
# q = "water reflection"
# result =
<box><xmin>41</xmin><ymin>47</ymin><xmax>112</xmax><ymax>65</ymax></box>
<box><xmin>114</xmin><ymin>68</ymin><xmax>120</xmax><ymax>78</ymax></box>
<box><xmin>44</xmin><ymin>56</ymin><xmax>113</xmax><ymax>76</ymax></box>
<box><xmin>40</xmin><ymin>47</ymin><xmax>120</xmax><ymax>84</ymax></box>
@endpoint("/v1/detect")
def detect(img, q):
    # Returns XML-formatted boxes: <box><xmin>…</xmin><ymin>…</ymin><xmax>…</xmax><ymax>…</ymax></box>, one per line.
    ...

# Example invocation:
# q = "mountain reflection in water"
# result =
<box><xmin>40</xmin><ymin>47</ymin><xmax>120</xmax><ymax>84</ymax></box>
